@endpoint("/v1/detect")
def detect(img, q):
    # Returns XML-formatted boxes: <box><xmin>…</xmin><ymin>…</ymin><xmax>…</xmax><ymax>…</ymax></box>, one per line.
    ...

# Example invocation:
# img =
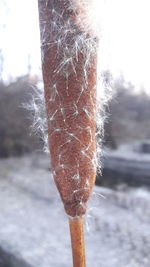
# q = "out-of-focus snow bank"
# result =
<box><xmin>98</xmin><ymin>142</ymin><xmax>150</xmax><ymax>188</ymax></box>
<box><xmin>0</xmin><ymin>154</ymin><xmax>150</xmax><ymax>267</ymax></box>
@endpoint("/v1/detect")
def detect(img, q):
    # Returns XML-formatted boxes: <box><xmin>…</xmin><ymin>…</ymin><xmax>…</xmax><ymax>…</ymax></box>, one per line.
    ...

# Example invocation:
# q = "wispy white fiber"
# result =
<box><xmin>31</xmin><ymin>0</ymin><xmax>112</xmax><ymax>173</ymax></box>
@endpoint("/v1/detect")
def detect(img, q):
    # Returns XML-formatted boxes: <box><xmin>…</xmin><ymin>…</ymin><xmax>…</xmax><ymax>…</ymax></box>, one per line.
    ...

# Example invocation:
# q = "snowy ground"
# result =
<box><xmin>0</xmin><ymin>154</ymin><xmax>150</xmax><ymax>267</ymax></box>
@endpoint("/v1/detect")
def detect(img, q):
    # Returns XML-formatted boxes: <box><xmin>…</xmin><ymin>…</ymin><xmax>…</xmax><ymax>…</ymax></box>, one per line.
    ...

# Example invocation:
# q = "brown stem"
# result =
<box><xmin>69</xmin><ymin>217</ymin><xmax>86</xmax><ymax>267</ymax></box>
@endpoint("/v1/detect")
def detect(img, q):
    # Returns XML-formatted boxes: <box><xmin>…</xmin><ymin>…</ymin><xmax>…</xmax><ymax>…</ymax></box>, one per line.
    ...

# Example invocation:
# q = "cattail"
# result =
<box><xmin>38</xmin><ymin>0</ymin><xmax>100</xmax><ymax>266</ymax></box>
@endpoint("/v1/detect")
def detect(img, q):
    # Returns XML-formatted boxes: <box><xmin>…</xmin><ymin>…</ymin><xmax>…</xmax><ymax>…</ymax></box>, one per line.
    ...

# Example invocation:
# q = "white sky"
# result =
<box><xmin>0</xmin><ymin>0</ymin><xmax>41</xmax><ymax>79</ymax></box>
<box><xmin>0</xmin><ymin>0</ymin><xmax>150</xmax><ymax>93</ymax></box>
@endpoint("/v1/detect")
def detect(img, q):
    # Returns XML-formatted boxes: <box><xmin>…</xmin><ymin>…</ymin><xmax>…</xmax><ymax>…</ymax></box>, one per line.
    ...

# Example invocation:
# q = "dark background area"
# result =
<box><xmin>0</xmin><ymin>75</ymin><xmax>42</xmax><ymax>158</ymax></box>
<box><xmin>0</xmin><ymin>73</ymin><xmax>150</xmax><ymax>159</ymax></box>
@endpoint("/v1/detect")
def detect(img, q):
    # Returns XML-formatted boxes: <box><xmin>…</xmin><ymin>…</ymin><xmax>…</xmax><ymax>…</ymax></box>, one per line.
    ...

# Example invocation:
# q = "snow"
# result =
<box><xmin>0</xmin><ymin>154</ymin><xmax>150</xmax><ymax>266</ymax></box>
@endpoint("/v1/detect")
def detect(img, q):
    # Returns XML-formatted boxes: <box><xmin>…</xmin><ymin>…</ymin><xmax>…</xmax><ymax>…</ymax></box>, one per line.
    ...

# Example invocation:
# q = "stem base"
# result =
<box><xmin>69</xmin><ymin>217</ymin><xmax>86</xmax><ymax>267</ymax></box>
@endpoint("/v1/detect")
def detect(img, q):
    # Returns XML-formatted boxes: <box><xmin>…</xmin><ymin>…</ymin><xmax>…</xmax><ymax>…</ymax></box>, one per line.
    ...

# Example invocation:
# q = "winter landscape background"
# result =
<box><xmin>0</xmin><ymin>73</ymin><xmax>150</xmax><ymax>267</ymax></box>
<box><xmin>0</xmin><ymin>153</ymin><xmax>150</xmax><ymax>267</ymax></box>
<box><xmin>1</xmin><ymin>0</ymin><xmax>150</xmax><ymax>266</ymax></box>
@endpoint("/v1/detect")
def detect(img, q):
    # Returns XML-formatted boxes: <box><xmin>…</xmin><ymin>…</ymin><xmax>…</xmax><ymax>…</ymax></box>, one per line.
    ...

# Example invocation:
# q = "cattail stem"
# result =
<box><xmin>69</xmin><ymin>217</ymin><xmax>86</xmax><ymax>267</ymax></box>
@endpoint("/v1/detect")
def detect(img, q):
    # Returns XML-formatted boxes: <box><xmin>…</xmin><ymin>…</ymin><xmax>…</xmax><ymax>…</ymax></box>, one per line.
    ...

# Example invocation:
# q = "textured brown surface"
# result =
<box><xmin>38</xmin><ymin>0</ymin><xmax>97</xmax><ymax>217</ymax></box>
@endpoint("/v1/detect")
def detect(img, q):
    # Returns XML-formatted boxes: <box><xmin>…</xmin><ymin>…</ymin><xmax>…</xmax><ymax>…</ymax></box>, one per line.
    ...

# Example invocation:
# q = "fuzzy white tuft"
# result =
<box><xmin>30</xmin><ymin>0</ymin><xmax>113</xmax><ymax>174</ymax></box>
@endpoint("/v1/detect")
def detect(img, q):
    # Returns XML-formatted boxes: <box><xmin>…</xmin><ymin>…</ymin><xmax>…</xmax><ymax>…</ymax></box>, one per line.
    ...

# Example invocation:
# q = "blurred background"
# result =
<box><xmin>0</xmin><ymin>0</ymin><xmax>150</xmax><ymax>267</ymax></box>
